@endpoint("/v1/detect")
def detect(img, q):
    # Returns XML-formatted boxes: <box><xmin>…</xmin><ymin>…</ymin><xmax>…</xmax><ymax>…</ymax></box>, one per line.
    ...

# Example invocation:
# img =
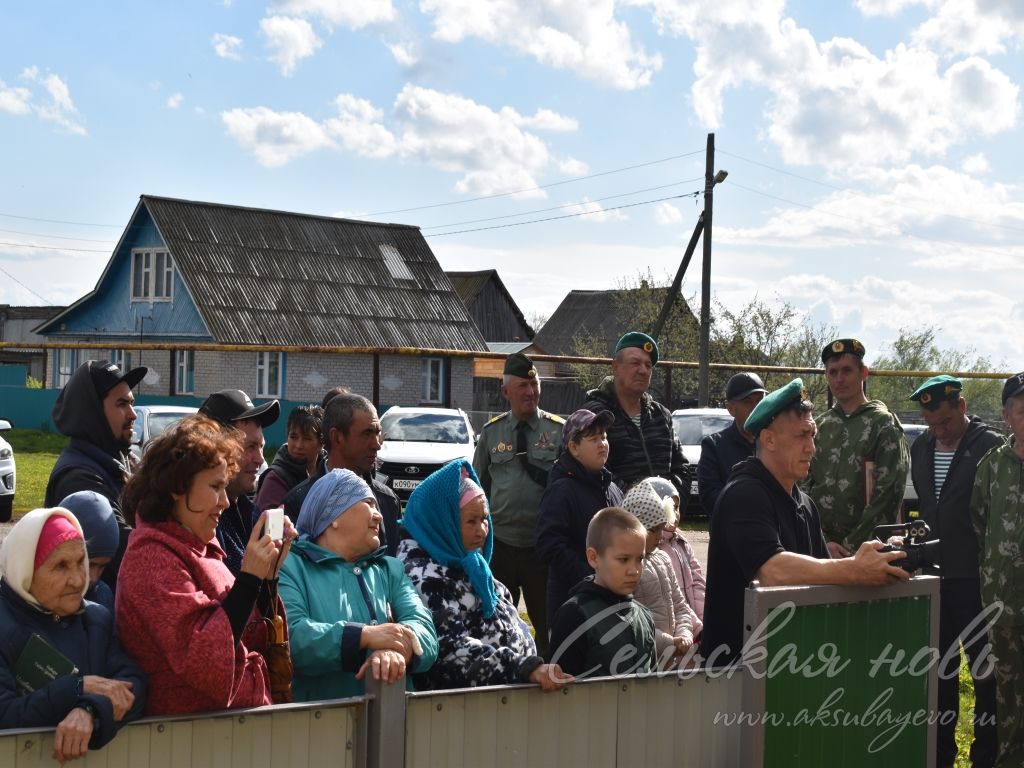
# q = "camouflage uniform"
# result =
<box><xmin>805</xmin><ymin>399</ymin><xmax>909</xmax><ymax>551</ymax></box>
<box><xmin>971</xmin><ymin>441</ymin><xmax>1024</xmax><ymax>768</ymax></box>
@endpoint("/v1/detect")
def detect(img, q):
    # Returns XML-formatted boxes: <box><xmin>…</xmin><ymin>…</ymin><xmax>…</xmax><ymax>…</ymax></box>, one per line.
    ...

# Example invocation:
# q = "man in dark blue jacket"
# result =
<box><xmin>698</xmin><ymin>373</ymin><xmax>766</xmax><ymax>515</ymax></box>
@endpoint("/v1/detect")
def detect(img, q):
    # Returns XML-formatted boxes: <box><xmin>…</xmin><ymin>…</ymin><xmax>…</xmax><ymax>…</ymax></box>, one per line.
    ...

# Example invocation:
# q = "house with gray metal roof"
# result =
<box><xmin>35</xmin><ymin>195</ymin><xmax>487</xmax><ymax>410</ymax></box>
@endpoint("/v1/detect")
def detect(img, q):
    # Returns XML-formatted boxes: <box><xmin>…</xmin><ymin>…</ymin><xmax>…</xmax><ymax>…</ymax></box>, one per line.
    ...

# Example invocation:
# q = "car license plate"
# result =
<box><xmin>394</xmin><ymin>479</ymin><xmax>421</xmax><ymax>490</ymax></box>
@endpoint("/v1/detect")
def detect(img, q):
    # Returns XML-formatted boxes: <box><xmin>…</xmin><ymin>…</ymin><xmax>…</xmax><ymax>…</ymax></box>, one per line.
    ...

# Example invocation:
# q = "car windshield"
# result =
<box><xmin>673</xmin><ymin>414</ymin><xmax>733</xmax><ymax>445</ymax></box>
<box><xmin>381</xmin><ymin>413</ymin><xmax>469</xmax><ymax>444</ymax></box>
<box><xmin>149</xmin><ymin>413</ymin><xmax>190</xmax><ymax>440</ymax></box>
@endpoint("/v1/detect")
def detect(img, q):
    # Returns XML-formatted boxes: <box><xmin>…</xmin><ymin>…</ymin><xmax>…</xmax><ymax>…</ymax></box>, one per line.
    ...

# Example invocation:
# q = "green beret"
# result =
<box><xmin>821</xmin><ymin>338</ymin><xmax>865</xmax><ymax>365</ymax></box>
<box><xmin>615</xmin><ymin>331</ymin><xmax>659</xmax><ymax>366</ymax></box>
<box><xmin>503</xmin><ymin>352</ymin><xmax>538</xmax><ymax>379</ymax></box>
<box><xmin>910</xmin><ymin>375</ymin><xmax>962</xmax><ymax>410</ymax></box>
<box><xmin>744</xmin><ymin>378</ymin><xmax>810</xmax><ymax>438</ymax></box>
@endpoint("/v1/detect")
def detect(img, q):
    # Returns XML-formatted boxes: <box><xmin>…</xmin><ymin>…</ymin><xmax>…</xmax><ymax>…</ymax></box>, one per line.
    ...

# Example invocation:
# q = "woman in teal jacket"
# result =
<box><xmin>279</xmin><ymin>469</ymin><xmax>437</xmax><ymax>700</ymax></box>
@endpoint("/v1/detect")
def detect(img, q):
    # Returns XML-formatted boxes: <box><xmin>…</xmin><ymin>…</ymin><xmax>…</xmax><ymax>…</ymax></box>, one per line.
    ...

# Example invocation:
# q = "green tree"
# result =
<box><xmin>868</xmin><ymin>328</ymin><xmax>1003</xmax><ymax>419</ymax></box>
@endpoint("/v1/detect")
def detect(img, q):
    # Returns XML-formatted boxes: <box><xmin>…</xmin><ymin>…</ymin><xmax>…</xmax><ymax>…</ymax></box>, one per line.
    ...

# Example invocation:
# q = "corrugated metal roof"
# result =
<box><xmin>142</xmin><ymin>196</ymin><xmax>487</xmax><ymax>351</ymax></box>
<box><xmin>533</xmin><ymin>288</ymin><xmax>697</xmax><ymax>356</ymax></box>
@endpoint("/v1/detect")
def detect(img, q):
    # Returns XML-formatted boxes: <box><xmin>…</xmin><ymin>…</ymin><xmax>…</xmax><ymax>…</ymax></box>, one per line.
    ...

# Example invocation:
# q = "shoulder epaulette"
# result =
<box><xmin>542</xmin><ymin>411</ymin><xmax>565</xmax><ymax>424</ymax></box>
<box><xmin>483</xmin><ymin>412</ymin><xmax>510</xmax><ymax>427</ymax></box>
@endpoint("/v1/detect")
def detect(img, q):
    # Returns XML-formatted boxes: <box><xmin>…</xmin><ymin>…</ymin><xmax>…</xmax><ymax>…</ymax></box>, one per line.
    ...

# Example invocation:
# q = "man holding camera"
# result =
<box><xmin>972</xmin><ymin>372</ymin><xmax>1024</xmax><ymax>768</ymax></box>
<box><xmin>910</xmin><ymin>375</ymin><xmax>1001</xmax><ymax>768</ymax></box>
<box><xmin>701</xmin><ymin>378</ymin><xmax>909</xmax><ymax>665</ymax></box>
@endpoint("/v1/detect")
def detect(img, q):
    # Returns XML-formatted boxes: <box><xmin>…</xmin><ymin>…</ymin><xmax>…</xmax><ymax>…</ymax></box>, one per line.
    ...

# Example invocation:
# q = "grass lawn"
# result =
<box><xmin>4</xmin><ymin>426</ymin><xmax>989</xmax><ymax>763</ymax></box>
<box><xmin>6</xmin><ymin>428</ymin><xmax>65</xmax><ymax>518</ymax></box>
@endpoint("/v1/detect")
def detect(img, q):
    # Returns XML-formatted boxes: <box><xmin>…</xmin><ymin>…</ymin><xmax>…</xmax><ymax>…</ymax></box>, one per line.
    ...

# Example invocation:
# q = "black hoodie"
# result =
<box><xmin>45</xmin><ymin>362</ymin><xmax>134</xmax><ymax>594</ymax></box>
<box><xmin>700</xmin><ymin>457</ymin><xmax>829</xmax><ymax>664</ymax></box>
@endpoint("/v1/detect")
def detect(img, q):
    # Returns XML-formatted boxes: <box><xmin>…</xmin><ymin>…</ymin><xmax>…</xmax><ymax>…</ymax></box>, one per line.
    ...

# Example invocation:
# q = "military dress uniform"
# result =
<box><xmin>972</xmin><ymin>377</ymin><xmax>1024</xmax><ymax>768</ymax></box>
<box><xmin>473</xmin><ymin>356</ymin><xmax>563</xmax><ymax>656</ymax></box>
<box><xmin>804</xmin><ymin>339</ymin><xmax>909</xmax><ymax>550</ymax></box>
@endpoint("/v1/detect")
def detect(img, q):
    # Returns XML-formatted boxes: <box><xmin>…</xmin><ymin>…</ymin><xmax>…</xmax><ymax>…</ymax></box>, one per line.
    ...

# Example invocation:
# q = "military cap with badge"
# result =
<box><xmin>909</xmin><ymin>375</ymin><xmax>962</xmax><ymax>410</ymax></box>
<box><xmin>744</xmin><ymin>378</ymin><xmax>811</xmax><ymax>438</ymax></box>
<box><xmin>615</xmin><ymin>331</ymin><xmax>660</xmax><ymax>366</ymax></box>
<box><xmin>1001</xmin><ymin>371</ymin><xmax>1024</xmax><ymax>406</ymax></box>
<box><xmin>504</xmin><ymin>352</ymin><xmax>538</xmax><ymax>379</ymax></box>
<box><xmin>821</xmin><ymin>338</ymin><xmax>866</xmax><ymax>365</ymax></box>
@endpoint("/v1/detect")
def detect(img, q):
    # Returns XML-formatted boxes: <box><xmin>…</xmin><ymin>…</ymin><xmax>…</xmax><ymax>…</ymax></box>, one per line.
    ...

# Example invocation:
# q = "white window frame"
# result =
<box><xmin>57</xmin><ymin>348</ymin><xmax>77</xmax><ymax>388</ymax></box>
<box><xmin>256</xmin><ymin>351</ymin><xmax>282</xmax><ymax>398</ymax></box>
<box><xmin>421</xmin><ymin>357</ymin><xmax>445</xmax><ymax>404</ymax></box>
<box><xmin>175</xmin><ymin>350</ymin><xmax>195</xmax><ymax>395</ymax></box>
<box><xmin>130</xmin><ymin>249</ymin><xmax>174</xmax><ymax>302</ymax></box>
<box><xmin>109</xmin><ymin>349</ymin><xmax>131</xmax><ymax>372</ymax></box>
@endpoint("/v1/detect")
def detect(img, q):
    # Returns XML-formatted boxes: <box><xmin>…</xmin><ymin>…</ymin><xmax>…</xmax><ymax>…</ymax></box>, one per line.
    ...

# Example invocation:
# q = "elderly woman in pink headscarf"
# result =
<box><xmin>0</xmin><ymin>507</ymin><xmax>146</xmax><ymax>763</ymax></box>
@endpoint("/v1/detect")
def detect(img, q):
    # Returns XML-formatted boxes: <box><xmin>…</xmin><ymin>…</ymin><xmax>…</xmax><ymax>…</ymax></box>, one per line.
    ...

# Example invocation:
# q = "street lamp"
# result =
<box><xmin>697</xmin><ymin>134</ymin><xmax>728</xmax><ymax>408</ymax></box>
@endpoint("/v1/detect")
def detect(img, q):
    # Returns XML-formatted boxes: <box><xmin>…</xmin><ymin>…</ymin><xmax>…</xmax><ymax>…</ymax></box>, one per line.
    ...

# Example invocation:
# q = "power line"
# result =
<box><xmin>366</xmin><ymin>150</ymin><xmax>705</xmax><ymax>216</ymax></box>
<box><xmin>729</xmin><ymin>181</ymin><xmax>1024</xmax><ymax>262</ymax></box>
<box><xmin>720</xmin><ymin>147</ymin><xmax>1024</xmax><ymax>235</ymax></box>
<box><xmin>0</xmin><ymin>227</ymin><xmax>116</xmax><ymax>244</ymax></box>
<box><xmin>0</xmin><ymin>240</ymin><xmax>111</xmax><ymax>253</ymax></box>
<box><xmin>0</xmin><ymin>263</ymin><xmax>54</xmax><ymax>304</ymax></box>
<box><xmin>424</xmin><ymin>192</ymin><xmax>695</xmax><ymax>237</ymax></box>
<box><xmin>0</xmin><ymin>211</ymin><xmax>120</xmax><ymax>227</ymax></box>
<box><xmin>421</xmin><ymin>178</ymin><xmax>704</xmax><ymax>230</ymax></box>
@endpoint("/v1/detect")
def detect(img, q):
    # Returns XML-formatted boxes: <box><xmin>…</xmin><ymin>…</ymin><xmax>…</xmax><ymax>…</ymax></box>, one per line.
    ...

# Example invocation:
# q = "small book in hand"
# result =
<box><xmin>13</xmin><ymin>633</ymin><xmax>79</xmax><ymax>694</ymax></box>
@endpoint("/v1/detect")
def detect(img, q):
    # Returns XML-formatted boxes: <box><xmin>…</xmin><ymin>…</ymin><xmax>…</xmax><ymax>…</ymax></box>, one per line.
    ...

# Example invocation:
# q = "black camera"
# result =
<box><xmin>872</xmin><ymin>517</ymin><xmax>940</xmax><ymax>573</ymax></box>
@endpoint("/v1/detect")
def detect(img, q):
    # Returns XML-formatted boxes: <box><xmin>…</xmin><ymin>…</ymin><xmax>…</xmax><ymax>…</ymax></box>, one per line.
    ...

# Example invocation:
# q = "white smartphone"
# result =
<box><xmin>266</xmin><ymin>507</ymin><xmax>284</xmax><ymax>540</ymax></box>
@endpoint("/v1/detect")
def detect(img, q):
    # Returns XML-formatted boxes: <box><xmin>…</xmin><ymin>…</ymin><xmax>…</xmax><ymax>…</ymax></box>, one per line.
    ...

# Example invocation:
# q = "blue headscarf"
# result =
<box><xmin>297</xmin><ymin>469</ymin><xmax>375</xmax><ymax>542</ymax></box>
<box><xmin>59</xmin><ymin>491</ymin><xmax>119</xmax><ymax>559</ymax></box>
<box><xmin>401</xmin><ymin>459</ymin><xmax>498</xmax><ymax>618</ymax></box>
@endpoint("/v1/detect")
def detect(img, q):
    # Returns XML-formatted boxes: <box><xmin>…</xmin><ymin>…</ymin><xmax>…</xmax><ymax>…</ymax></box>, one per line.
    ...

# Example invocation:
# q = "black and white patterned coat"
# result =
<box><xmin>397</xmin><ymin>537</ymin><xmax>543</xmax><ymax>690</ymax></box>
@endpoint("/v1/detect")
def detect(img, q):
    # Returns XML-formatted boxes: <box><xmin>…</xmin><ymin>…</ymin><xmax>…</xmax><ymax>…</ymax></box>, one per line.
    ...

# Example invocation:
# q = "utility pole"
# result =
<box><xmin>698</xmin><ymin>134</ymin><xmax>715</xmax><ymax>407</ymax></box>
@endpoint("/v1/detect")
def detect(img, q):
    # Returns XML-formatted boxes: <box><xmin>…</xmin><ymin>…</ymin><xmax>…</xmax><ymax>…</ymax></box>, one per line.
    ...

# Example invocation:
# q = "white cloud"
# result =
<box><xmin>852</xmin><ymin>0</ymin><xmax>1024</xmax><ymax>56</ymax></box>
<box><xmin>271</xmin><ymin>0</ymin><xmax>395</xmax><ymax>29</ymax></box>
<box><xmin>517</xmin><ymin>108</ymin><xmax>578</xmax><ymax>132</ymax></box>
<box><xmin>0</xmin><ymin>80</ymin><xmax>32</xmax><ymax>115</ymax></box>
<box><xmin>260</xmin><ymin>16</ymin><xmax>322</xmax><ymax>76</ymax></box>
<box><xmin>421</xmin><ymin>0</ymin><xmax>662</xmax><ymax>90</ymax></box>
<box><xmin>563</xmin><ymin>197</ymin><xmax>628</xmax><ymax>222</ymax></box>
<box><xmin>220</xmin><ymin>106</ymin><xmax>335</xmax><ymax>166</ymax></box>
<box><xmin>558</xmin><ymin>157</ymin><xmax>589</xmax><ymax>175</ymax></box>
<box><xmin>166</xmin><ymin>92</ymin><xmax>184</xmax><ymax>109</ymax></box>
<box><xmin>655</xmin><ymin>202</ymin><xmax>683</xmax><ymax>225</ymax></box>
<box><xmin>223</xmin><ymin>85</ymin><xmax>584</xmax><ymax>197</ymax></box>
<box><xmin>324</xmin><ymin>94</ymin><xmax>398</xmax><ymax>158</ymax></box>
<box><xmin>388</xmin><ymin>42</ymin><xmax>419</xmax><ymax>68</ymax></box>
<box><xmin>212</xmin><ymin>33</ymin><xmax>244</xmax><ymax>60</ymax></box>
<box><xmin>961</xmin><ymin>153</ymin><xmax>989</xmax><ymax>174</ymax></box>
<box><xmin>8</xmin><ymin>68</ymin><xmax>86</xmax><ymax>135</ymax></box>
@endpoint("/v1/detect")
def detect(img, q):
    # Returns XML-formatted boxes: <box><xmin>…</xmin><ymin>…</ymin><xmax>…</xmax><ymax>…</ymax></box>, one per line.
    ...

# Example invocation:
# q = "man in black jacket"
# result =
<box><xmin>583</xmin><ymin>332</ymin><xmax>689</xmax><ymax>498</ymax></box>
<box><xmin>698</xmin><ymin>372</ymin><xmax>767</xmax><ymax>515</ymax></box>
<box><xmin>701</xmin><ymin>378</ymin><xmax>908</xmax><ymax>665</ymax></box>
<box><xmin>198</xmin><ymin>389</ymin><xmax>280</xmax><ymax>576</ymax></box>
<box><xmin>909</xmin><ymin>375</ymin><xmax>1003</xmax><ymax>768</ymax></box>
<box><xmin>283</xmin><ymin>392</ymin><xmax>400</xmax><ymax>556</ymax></box>
<box><xmin>45</xmin><ymin>359</ymin><xmax>148</xmax><ymax>593</ymax></box>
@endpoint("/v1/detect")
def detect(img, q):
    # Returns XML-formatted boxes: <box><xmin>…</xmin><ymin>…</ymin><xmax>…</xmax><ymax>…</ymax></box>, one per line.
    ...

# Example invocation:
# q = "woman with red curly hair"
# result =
<box><xmin>115</xmin><ymin>415</ymin><xmax>295</xmax><ymax>715</ymax></box>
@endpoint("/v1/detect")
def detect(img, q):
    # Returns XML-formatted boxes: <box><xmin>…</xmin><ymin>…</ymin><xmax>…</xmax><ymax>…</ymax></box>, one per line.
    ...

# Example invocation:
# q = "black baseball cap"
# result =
<box><xmin>1002</xmin><ymin>372</ymin><xmax>1024</xmax><ymax>406</ymax></box>
<box><xmin>199</xmin><ymin>389</ymin><xmax>280</xmax><ymax>427</ymax></box>
<box><xmin>725</xmin><ymin>372</ymin><xmax>768</xmax><ymax>402</ymax></box>
<box><xmin>87</xmin><ymin>360</ymin><xmax>148</xmax><ymax>398</ymax></box>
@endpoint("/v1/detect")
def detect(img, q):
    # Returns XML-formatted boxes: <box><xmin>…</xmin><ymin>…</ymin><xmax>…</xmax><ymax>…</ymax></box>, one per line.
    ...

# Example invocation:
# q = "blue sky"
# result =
<box><xmin>2</xmin><ymin>0</ymin><xmax>1022</xmax><ymax>365</ymax></box>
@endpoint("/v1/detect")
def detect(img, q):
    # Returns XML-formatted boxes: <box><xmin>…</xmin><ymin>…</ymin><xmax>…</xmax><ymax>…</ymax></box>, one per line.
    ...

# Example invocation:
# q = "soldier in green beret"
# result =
<box><xmin>582</xmin><ymin>331</ymin><xmax>689</xmax><ymax>498</ymax></box>
<box><xmin>701</xmin><ymin>378</ymin><xmax>909</xmax><ymax>664</ymax></box>
<box><xmin>972</xmin><ymin>372</ymin><xmax>1024</xmax><ymax>767</ymax></box>
<box><xmin>804</xmin><ymin>338</ymin><xmax>909</xmax><ymax>557</ymax></box>
<box><xmin>908</xmin><ymin>374</ymin><xmax>1001</xmax><ymax>767</ymax></box>
<box><xmin>473</xmin><ymin>352</ymin><xmax>563</xmax><ymax>656</ymax></box>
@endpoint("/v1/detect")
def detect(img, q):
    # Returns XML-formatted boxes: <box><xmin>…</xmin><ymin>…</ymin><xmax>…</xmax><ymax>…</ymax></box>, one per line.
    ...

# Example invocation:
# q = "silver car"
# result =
<box><xmin>0</xmin><ymin>419</ymin><xmax>15</xmax><ymax>522</ymax></box>
<box><xmin>130</xmin><ymin>405</ymin><xmax>199</xmax><ymax>462</ymax></box>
